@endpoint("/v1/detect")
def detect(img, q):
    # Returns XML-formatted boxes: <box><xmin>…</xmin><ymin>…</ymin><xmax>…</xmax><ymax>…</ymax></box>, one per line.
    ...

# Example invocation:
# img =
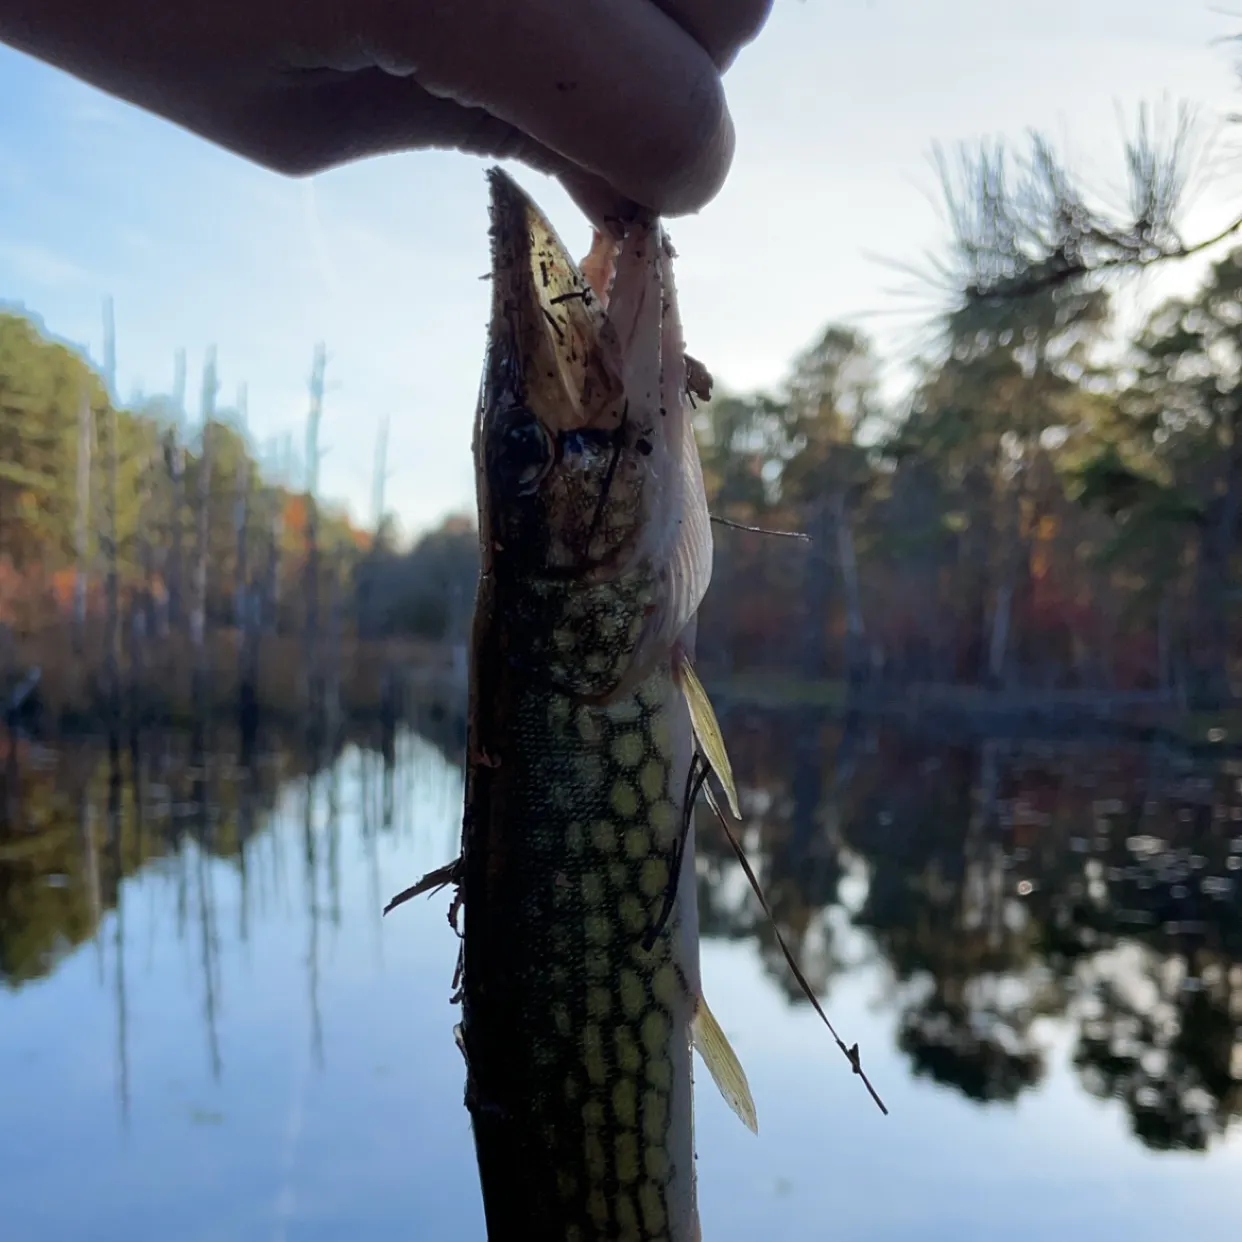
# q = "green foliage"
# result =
<box><xmin>0</xmin><ymin>309</ymin><xmax>378</xmax><ymax>642</ymax></box>
<box><xmin>0</xmin><ymin>313</ymin><xmax>106</xmax><ymax>566</ymax></box>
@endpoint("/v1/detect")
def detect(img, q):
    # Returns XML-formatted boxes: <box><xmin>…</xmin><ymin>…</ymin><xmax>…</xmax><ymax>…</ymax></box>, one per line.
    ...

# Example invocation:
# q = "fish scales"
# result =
<box><xmin>470</xmin><ymin>650</ymin><xmax>698</xmax><ymax>1241</ymax></box>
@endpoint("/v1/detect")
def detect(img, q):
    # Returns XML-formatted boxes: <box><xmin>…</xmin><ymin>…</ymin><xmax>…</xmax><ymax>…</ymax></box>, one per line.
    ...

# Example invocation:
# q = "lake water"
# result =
<box><xmin>2</xmin><ymin>714</ymin><xmax>1242</xmax><ymax>1242</ymax></box>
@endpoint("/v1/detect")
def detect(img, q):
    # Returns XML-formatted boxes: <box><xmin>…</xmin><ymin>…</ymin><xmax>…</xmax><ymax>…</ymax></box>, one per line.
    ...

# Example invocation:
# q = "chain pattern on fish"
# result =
<box><xmin>491</xmin><ymin>663</ymin><xmax>693</xmax><ymax>1240</ymax></box>
<box><xmin>395</xmin><ymin>168</ymin><xmax>761</xmax><ymax>1242</ymax></box>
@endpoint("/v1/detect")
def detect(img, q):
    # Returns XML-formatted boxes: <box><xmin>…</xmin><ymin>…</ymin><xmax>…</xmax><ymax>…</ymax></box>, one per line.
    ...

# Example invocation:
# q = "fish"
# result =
<box><xmin>385</xmin><ymin>166</ymin><xmax>886</xmax><ymax>1242</ymax></box>
<box><xmin>457</xmin><ymin>167</ymin><xmax>753</xmax><ymax>1242</ymax></box>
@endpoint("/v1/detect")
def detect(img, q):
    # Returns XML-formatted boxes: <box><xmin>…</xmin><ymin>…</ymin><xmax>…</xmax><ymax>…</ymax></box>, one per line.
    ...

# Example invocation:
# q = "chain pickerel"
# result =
<box><xmin>387</xmin><ymin>167</ymin><xmax>884</xmax><ymax>1241</ymax></box>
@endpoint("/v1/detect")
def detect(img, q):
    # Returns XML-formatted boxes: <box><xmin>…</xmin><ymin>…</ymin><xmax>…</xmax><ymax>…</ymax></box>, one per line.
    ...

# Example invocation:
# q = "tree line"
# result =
<box><xmin>693</xmin><ymin>195</ymin><xmax>1242</xmax><ymax>706</ymax></box>
<box><xmin>7</xmin><ymin>232</ymin><xmax>1242</xmax><ymax>713</ymax></box>
<box><xmin>7</xmin><ymin>121</ymin><xmax>1242</xmax><ymax>717</ymax></box>
<box><xmin>0</xmin><ymin>306</ymin><xmax>476</xmax><ymax>736</ymax></box>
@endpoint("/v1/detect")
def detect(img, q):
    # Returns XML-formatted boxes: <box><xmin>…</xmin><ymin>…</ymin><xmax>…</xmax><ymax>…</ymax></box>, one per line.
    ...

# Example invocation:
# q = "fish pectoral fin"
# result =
<box><xmin>677</xmin><ymin>653</ymin><xmax>741</xmax><ymax>820</ymax></box>
<box><xmin>692</xmin><ymin>994</ymin><xmax>758</xmax><ymax>1134</ymax></box>
<box><xmin>383</xmin><ymin>857</ymin><xmax>461</xmax><ymax>916</ymax></box>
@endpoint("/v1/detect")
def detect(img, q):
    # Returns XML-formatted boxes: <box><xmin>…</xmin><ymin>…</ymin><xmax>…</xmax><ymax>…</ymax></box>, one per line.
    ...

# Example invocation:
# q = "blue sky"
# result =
<box><xmin>3</xmin><ymin>0</ymin><xmax>1242</xmax><ymax>537</ymax></box>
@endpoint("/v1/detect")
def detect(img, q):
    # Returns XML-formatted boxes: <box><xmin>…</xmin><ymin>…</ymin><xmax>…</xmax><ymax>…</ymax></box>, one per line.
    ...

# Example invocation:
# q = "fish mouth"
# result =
<box><xmin>482</xmin><ymin>168</ymin><xmax>629</xmax><ymax>441</ymax></box>
<box><xmin>477</xmin><ymin>169</ymin><xmax>709</xmax><ymax>607</ymax></box>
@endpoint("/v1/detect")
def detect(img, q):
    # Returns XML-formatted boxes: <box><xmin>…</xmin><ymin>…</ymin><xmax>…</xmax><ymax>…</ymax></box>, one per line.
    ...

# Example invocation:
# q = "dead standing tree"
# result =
<box><xmin>360</xmin><ymin>413</ymin><xmax>390</xmax><ymax>644</ymax></box>
<box><xmin>302</xmin><ymin>344</ymin><xmax>326</xmax><ymax>749</ymax></box>
<box><xmin>325</xmin><ymin>557</ymin><xmax>343</xmax><ymax>752</ymax></box>
<box><xmin>101</xmin><ymin>297</ymin><xmax>121</xmax><ymax>747</ymax></box>
<box><xmin>364</xmin><ymin>414</ymin><xmax>402</xmax><ymax>738</ymax></box>
<box><xmin>233</xmin><ymin>383</ymin><xmax>251</xmax><ymax>632</ymax></box>
<box><xmin>129</xmin><ymin>429</ymin><xmax>161</xmax><ymax>741</ymax></box>
<box><xmin>164</xmin><ymin>348</ymin><xmax>187</xmax><ymax>635</ymax></box>
<box><xmin>72</xmin><ymin>386</ymin><xmax>92</xmax><ymax>657</ymax></box>
<box><xmin>191</xmin><ymin>348</ymin><xmax>218</xmax><ymax>718</ymax></box>
<box><xmin>233</xmin><ymin>384</ymin><xmax>263</xmax><ymax>751</ymax></box>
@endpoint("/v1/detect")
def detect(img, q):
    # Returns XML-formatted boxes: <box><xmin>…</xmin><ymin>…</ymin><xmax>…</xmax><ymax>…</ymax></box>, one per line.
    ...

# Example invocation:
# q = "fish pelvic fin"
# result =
<box><xmin>692</xmin><ymin>992</ymin><xmax>758</xmax><ymax>1135</ymax></box>
<box><xmin>676</xmin><ymin>652</ymin><xmax>741</xmax><ymax>820</ymax></box>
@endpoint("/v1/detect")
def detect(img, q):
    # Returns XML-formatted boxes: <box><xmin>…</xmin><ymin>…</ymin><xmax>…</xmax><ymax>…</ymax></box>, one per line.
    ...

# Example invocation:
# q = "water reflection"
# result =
<box><xmin>2</xmin><ymin>713</ymin><xmax>1242</xmax><ymax>1241</ymax></box>
<box><xmin>704</xmin><ymin>708</ymin><xmax>1242</xmax><ymax>1152</ymax></box>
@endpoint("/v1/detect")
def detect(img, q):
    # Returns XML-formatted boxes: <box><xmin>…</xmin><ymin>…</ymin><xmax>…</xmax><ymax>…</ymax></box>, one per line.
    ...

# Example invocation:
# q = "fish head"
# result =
<box><xmin>475</xmin><ymin>169</ymin><xmax>712</xmax><ymax>697</ymax></box>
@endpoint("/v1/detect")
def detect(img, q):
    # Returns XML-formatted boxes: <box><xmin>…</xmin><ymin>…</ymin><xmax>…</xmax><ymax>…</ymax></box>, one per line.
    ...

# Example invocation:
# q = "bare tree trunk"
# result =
<box><xmin>191</xmin><ymin>348</ymin><xmax>217</xmax><ymax>709</ymax></box>
<box><xmin>102</xmin><ymin>299</ymin><xmax>121</xmax><ymax>739</ymax></box>
<box><xmin>73</xmin><ymin>388</ymin><xmax>92</xmax><ymax>654</ymax></box>
<box><xmin>832</xmin><ymin>491</ymin><xmax>867</xmax><ymax>686</ymax></box>
<box><xmin>234</xmin><ymin>388</ymin><xmax>261</xmax><ymax>747</ymax></box>
<box><xmin>233</xmin><ymin>384</ymin><xmax>250</xmax><ymax>630</ymax></box>
<box><xmin>165</xmin><ymin>349</ymin><xmax>187</xmax><ymax>632</ymax></box>
<box><xmin>302</xmin><ymin>344</ymin><xmax>326</xmax><ymax>741</ymax></box>
<box><xmin>360</xmin><ymin>414</ymin><xmax>390</xmax><ymax>644</ymax></box>
<box><xmin>987</xmin><ymin>482</ymin><xmax>1024</xmax><ymax>691</ymax></box>
<box><xmin>131</xmin><ymin>437</ymin><xmax>159</xmax><ymax>733</ymax></box>
<box><xmin>326</xmin><ymin>558</ymin><xmax>343</xmax><ymax>748</ymax></box>
<box><xmin>799</xmin><ymin>497</ymin><xmax>832</xmax><ymax>680</ymax></box>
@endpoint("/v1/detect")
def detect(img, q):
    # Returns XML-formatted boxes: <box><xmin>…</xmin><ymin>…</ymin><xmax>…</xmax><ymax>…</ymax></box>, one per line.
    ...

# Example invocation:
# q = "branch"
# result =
<box><xmin>930</xmin><ymin>102</ymin><xmax>1239</xmax><ymax>312</ymax></box>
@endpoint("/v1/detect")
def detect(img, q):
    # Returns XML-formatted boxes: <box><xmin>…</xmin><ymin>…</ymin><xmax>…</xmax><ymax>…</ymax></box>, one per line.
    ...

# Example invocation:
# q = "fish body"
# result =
<box><xmin>456</xmin><ymin>169</ymin><xmax>753</xmax><ymax>1242</ymax></box>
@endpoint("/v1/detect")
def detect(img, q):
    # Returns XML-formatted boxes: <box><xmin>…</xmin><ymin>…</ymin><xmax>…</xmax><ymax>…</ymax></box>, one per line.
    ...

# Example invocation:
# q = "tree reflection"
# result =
<box><xmin>0</xmin><ymin>722</ymin><xmax>459</xmax><ymax>995</ymax></box>
<box><xmin>695</xmin><ymin>705</ymin><xmax>848</xmax><ymax>1004</ymax></box>
<box><xmin>1073</xmin><ymin>944</ymin><xmax>1242</xmax><ymax>1150</ymax></box>
<box><xmin>4</xmin><ymin>711</ymin><xmax>1242</xmax><ymax>1154</ymax></box>
<box><xmin>700</xmin><ymin>711</ymin><xmax>1242</xmax><ymax>1149</ymax></box>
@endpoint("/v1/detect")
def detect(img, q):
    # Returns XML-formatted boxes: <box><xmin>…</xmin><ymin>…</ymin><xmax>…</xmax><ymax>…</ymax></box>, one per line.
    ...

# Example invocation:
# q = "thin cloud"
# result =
<box><xmin>0</xmin><ymin>240</ymin><xmax>91</xmax><ymax>290</ymax></box>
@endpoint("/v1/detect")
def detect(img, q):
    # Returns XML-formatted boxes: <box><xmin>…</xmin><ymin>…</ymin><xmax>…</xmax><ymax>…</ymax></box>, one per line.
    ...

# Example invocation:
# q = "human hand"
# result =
<box><xmin>0</xmin><ymin>0</ymin><xmax>773</xmax><ymax>224</ymax></box>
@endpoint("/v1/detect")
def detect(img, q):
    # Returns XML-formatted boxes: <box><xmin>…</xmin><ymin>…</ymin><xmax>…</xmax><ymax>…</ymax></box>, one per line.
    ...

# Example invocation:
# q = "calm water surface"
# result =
<box><xmin>2</xmin><ymin>716</ymin><xmax>1241</xmax><ymax>1242</ymax></box>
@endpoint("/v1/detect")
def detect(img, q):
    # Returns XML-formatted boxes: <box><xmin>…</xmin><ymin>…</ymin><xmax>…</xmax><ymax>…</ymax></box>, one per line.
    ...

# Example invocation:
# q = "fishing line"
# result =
<box><xmin>702</xmin><ymin>782</ymin><xmax>889</xmax><ymax>1116</ymax></box>
<box><xmin>643</xmin><ymin>750</ymin><xmax>710</xmax><ymax>952</ymax></box>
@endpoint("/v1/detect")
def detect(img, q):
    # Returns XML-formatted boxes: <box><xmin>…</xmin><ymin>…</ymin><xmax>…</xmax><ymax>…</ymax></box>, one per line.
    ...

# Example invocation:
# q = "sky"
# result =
<box><xmin>3</xmin><ymin>0</ymin><xmax>1242</xmax><ymax>538</ymax></box>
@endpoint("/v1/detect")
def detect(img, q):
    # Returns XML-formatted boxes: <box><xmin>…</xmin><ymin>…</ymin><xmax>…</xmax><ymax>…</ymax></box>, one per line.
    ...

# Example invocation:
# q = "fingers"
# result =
<box><xmin>2</xmin><ymin>0</ymin><xmax>769</xmax><ymax>219</ymax></box>
<box><xmin>231</xmin><ymin>69</ymin><xmax>636</xmax><ymax>229</ymax></box>
<box><xmin>649</xmin><ymin>0</ymin><xmax>775</xmax><ymax>70</ymax></box>
<box><xmin>376</xmin><ymin>0</ymin><xmax>736</xmax><ymax>216</ymax></box>
<box><xmin>233</xmin><ymin>70</ymin><xmax>555</xmax><ymax>176</ymax></box>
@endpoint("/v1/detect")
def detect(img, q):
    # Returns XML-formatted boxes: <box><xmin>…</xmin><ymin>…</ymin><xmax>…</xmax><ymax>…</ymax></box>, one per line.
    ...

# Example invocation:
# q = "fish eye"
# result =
<box><xmin>497</xmin><ymin>410</ymin><xmax>553</xmax><ymax>495</ymax></box>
